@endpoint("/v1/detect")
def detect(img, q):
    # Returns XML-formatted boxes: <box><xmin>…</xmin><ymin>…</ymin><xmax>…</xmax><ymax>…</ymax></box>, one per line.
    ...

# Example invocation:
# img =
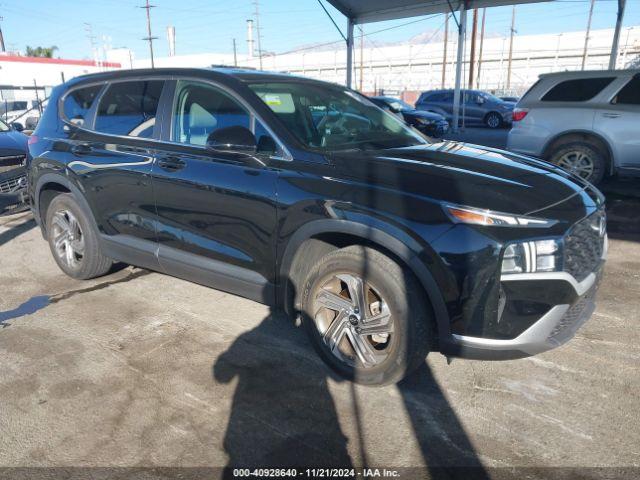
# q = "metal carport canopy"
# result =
<box><xmin>326</xmin><ymin>0</ymin><xmax>549</xmax><ymax>24</ymax></box>
<box><xmin>325</xmin><ymin>0</ymin><xmax>627</xmax><ymax>133</ymax></box>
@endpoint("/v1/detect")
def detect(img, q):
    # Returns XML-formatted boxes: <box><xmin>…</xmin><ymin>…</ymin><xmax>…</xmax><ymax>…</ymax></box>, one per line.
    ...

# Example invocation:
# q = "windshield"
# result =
<box><xmin>386</xmin><ymin>98</ymin><xmax>413</xmax><ymax>111</ymax></box>
<box><xmin>249</xmin><ymin>82</ymin><xmax>428</xmax><ymax>152</ymax></box>
<box><xmin>0</xmin><ymin>119</ymin><xmax>9</xmax><ymax>132</ymax></box>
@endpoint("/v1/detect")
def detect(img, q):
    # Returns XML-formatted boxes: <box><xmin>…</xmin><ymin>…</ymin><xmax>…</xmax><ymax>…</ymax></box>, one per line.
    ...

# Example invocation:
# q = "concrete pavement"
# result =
<box><xmin>0</xmin><ymin>204</ymin><xmax>639</xmax><ymax>476</ymax></box>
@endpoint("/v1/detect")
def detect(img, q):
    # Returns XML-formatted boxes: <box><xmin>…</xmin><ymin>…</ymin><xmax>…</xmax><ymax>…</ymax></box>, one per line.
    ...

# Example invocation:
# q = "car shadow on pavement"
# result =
<box><xmin>600</xmin><ymin>178</ymin><xmax>640</xmax><ymax>242</ymax></box>
<box><xmin>0</xmin><ymin>216</ymin><xmax>35</xmax><ymax>247</ymax></box>
<box><xmin>213</xmin><ymin>290</ymin><xmax>488</xmax><ymax>478</ymax></box>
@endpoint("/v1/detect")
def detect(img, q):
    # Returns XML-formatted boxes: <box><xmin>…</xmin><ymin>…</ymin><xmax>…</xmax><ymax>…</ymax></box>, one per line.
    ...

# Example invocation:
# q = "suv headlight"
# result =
<box><xmin>443</xmin><ymin>204</ymin><xmax>557</xmax><ymax>228</ymax></box>
<box><xmin>502</xmin><ymin>239</ymin><xmax>561</xmax><ymax>274</ymax></box>
<box><xmin>416</xmin><ymin>117</ymin><xmax>435</xmax><ymax>125</ymax></box>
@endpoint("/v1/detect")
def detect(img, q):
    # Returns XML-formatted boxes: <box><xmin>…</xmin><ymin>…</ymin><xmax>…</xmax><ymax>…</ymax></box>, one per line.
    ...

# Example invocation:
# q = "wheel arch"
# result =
<box><xmin>542</xmin><ymin>130</ymin><xmax>614</xmax><ymax>175</ymax></box>
<box><xmin>35</xmin><ymin>174</ymin><xmax>98</xmax><ymax>235</ymax></box>
<box><xmin>278</xmin><ymin>219</ymin><xmax>451</xmax><ymax>343</ymax></box>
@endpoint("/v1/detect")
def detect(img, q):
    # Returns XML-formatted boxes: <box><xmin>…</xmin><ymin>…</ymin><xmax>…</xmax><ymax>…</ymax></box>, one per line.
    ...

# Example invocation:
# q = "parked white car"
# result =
<box><xmin>507</xmin><ymin>69</ymin><xmax>640</xmax><ymax>184</ymax></box>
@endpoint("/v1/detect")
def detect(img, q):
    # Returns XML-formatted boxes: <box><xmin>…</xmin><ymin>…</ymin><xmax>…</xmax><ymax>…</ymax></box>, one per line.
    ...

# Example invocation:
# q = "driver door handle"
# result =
<box><xmin>71</xmin><ymin>143</ymin><xmax>93</xmax><ymax>155</ymax></box>
<box><xmin>157</xmin><ymin>156</ymin><xmax>186</xmax><ymax>172</ymax></box>
<box><xmin>602</xmin><ymin>112</ymin><xmax>621</xmax><ymax>119</ymax></box>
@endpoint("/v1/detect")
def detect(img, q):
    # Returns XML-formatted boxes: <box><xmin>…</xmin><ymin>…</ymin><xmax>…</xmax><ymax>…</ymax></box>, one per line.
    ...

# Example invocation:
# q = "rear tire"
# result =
<box><xmin>300</xmin><ymin>245</ymin><xmax>433</xmax><ymax>386</ymax></box>
<box><xmin>484</xmin><ymin>112</ymin><xmax>503</xmax><ymax>129</ymax></box>
<box><xmin>46</xmin><ymin>193</ymin><xmax>112</xmax><ymax>280</ymax></box>
<box><xmin>548</xmin><ymin>141</ymin><xmax>606</xmax><ymax>185</ymax></box>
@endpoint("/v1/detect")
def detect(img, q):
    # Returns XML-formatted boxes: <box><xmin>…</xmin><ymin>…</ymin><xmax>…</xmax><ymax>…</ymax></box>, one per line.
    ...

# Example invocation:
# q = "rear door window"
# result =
<box><xmin>541</xmin><ymin>77</ymin><xmax>615</xmax><ymax>102</ymax></box>
<box><xmin>612</xmin><ymin>76</ymin><xmax>640</xmax><ymax>105</ymax></box>
<box><xmin>95</xmin><ymin>80</ymin><xmax>164</xmax><ymax>138</ymax></box>
<box><xmin>63</xmin><ymin>85</ymin><xmax>102</xmax><ymax>126</ymax></box>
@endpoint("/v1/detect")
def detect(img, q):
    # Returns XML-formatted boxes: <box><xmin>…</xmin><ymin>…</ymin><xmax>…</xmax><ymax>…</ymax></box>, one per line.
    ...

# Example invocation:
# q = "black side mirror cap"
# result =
<box><xmin>11</xmin><ymin>122</ymin><xmax>24</xmax><ymax>132</ymax></box>
<box><xmin>206</xmin><ymin>126</ymin><xmax>257</xmax><ymax>153</ymax></box>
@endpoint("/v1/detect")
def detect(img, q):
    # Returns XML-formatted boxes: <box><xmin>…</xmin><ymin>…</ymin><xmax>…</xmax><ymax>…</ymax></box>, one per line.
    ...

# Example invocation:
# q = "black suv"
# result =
<box><xmin>28</xmin><ymin>68</ymin><xmax>607</xmax><ymax>385</ymax></box>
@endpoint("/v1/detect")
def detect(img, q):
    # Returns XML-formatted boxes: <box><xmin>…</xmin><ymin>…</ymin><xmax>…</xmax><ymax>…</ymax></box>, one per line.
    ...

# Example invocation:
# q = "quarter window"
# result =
<box><xmin>95</xmin><ymin>80</ymin><xmax>164</xmax><ymax>138</ymax></box>
<box><xmin>612</xmin><ymin>76</ymin><xmax>640</xmax><ymax>105</ymax></box>
<box><xmin>541</xmin><ymin>77</ymin><xmax>615</xmax><ymax>102</ymax></box>
<box><xmin>63</xmin><ymin>85</ymin><xmax>102</xmax><ymax>126</ymax></box>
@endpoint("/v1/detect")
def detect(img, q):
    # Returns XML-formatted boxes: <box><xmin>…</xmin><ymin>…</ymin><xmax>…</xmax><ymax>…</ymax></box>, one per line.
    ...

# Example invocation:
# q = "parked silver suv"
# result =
<box><xmin>508</xmin><ymin>69</ymin><xmax>640</xmax><ymax>184</ymax></box>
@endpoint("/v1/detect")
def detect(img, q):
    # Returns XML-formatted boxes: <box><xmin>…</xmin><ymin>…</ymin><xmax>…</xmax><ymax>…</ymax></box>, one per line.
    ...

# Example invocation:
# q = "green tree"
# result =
<box><xmin>25</xmin><ymin>46</ymin><xmax>58</xmax><ymax>58</ymax></box>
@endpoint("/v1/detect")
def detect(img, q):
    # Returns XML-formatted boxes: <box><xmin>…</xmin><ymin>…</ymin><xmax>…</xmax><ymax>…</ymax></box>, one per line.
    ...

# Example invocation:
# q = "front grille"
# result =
<box><xmin>547</xmin><ymin>281</ymin><xmax>598</xmax><ymax>343</ymax></box>
<box><xmin>564</xmin><ymin>210</ymin><xmax>606</xmax><ymax>282</ymax></box>
<box><xmin>0</xmin><ymin>174</ymin><xmax>26</xmax><ymax>194</ymax></box>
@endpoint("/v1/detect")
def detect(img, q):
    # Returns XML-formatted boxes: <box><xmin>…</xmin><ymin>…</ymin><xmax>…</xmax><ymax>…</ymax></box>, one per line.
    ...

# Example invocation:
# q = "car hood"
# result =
<box><xmin>404</xmin><ymin>109</ymin><xmax>446</xmax><ymax>121</ymax></box>
<box><xmin>329</xmin><ymin>141</ymin><xmax>602</xmax><ymax>222</ymax></box>
<box><xmin>0</xmin><ymin>130</ymin><xmax>28</xmax><ymax>154</ymax></box>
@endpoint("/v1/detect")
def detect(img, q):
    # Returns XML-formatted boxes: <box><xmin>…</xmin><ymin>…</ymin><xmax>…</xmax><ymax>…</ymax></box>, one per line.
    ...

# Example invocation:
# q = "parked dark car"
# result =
<box><xmin>416</xmin><ymin>89</ymin><xmax>515</xmax><ymax>128</ymax></box>
<box><xmin>0</xmin><ymin>118</ymin><xmax>29</xmax><ymax>215</ymax></box>
<box><xmin>369</xmin><ymin>96</ymin><xmax>449</xmax><ymax>137</ymax></box>
<box><xmin>28</xmin><ymin>69</ymin><xmax>606</xmax><ymax>385</ymax></box>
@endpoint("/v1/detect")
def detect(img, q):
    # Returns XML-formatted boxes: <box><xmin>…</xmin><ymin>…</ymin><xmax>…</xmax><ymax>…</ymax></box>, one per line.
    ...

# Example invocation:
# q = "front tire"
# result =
<box><xmin>300</xmin><ymin>246</ymin><xmax>433</xmax><ymax>386</ymax></box>
<box><xmin>484</xmin><ymin>112</ymin><xmax>503</xmax><ymax>129</ymax></box>
<box><xmin>46</xmin><ymin>193</ymin><xmax>112</xmax><ymax>280</ymax></box>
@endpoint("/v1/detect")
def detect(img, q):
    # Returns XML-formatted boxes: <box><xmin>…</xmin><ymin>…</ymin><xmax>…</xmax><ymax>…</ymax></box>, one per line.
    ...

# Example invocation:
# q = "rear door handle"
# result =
<box><xmin>602</xmin><ymin>113</ymin><xmax>621</xmax><ymax>118</ymax></box>
<box><xmin>157</xmin><ymin>156</ymin><xmax>186</xmax><ymax>172</ymax></box>
<box><xmin>71</xmin><ymin>143</ymin><xmax>93</xmax><ymax>155</ymax></box>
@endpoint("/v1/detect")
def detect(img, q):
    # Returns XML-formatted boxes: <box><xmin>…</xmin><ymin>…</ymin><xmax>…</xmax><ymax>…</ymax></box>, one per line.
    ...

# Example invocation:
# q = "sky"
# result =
<box><xmin>0</xmin><ymin>0</ymin><xmax>638</xmax><ymax>61</ymax></box>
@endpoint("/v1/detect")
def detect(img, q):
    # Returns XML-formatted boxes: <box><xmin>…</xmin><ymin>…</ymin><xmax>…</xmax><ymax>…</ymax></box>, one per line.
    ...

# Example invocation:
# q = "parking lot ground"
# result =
<box><xmin>1</xmin><ymin>187</ymin><xmax>639</xmax><ymax>478</ymax></box>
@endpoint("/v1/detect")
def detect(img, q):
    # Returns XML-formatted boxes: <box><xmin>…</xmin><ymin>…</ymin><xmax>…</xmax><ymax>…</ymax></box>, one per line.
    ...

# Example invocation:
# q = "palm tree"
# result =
<box><xmin>25</xmin><ymin>46</ymin><xmax>59</xmax><ymax>58</ymax></box>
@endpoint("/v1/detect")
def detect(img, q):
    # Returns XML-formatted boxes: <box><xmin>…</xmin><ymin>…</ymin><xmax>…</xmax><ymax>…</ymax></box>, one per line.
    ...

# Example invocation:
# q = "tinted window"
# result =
<box><xmin>250</xmin><ymin>82</ymin><xmax>426</xmax><ymax>152</ymax></box>
<box><xmin>62</xmin><ymin>85</ymin><xmax>102</xmax><ymax>126</ymax></box>
<box><xmin>424</xmin><ymin>92</ymin><xmax>448</xmax><ymax>102</ymax></box>
<box><xmin>541</xmin><ymin>77</ymin><xmax>615</xmax><ymax>102</ymax></box>
<box><xmin>613</xmin><ymin>76</ymin><xmax>640</xmax><ymax>105</ymax></box>
<box><xmin>95</xmin><ymin>80</ymin><xmax>163</xmax><ymax>137</ymax></box>
<box><xmin>172</xmin><ymin>80</ymin><xmax>251</xmax><ymax>146</ymax></box>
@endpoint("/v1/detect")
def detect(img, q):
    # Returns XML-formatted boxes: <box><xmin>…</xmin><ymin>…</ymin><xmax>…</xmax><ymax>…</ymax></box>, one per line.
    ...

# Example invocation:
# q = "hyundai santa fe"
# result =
<box><xmin>27</xmin><ymin>68</ymin><xmax>607</xmax><ymax>385</ymax></box>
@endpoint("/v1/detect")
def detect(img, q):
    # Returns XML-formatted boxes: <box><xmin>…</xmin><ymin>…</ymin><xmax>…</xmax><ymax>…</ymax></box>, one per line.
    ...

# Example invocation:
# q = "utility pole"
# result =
<box><xmin>442</xmin><ymin>13</ymin><xmax>448</xmax><ymax>88</ymax></box>
<box><xmin>609</xmin><ymin>0</ymin><xmax>627</xmax><ymax>70</ymax></box>
<box><xmin>359</xmin><ymin>26</ymin><xmax>364</xmax><ymax>92</ymax></box>
<box><xmin>233</xmin><ymin>38</ymin><xmax>238</xmax><ymax>66</ymax></box>
<box><xmin>0</xmin><ymin>17</ymin><xmax>6</xmax><ymax>53</ymax></box>
<box><xmin>476</xmin><ymin>8</ymin><xmax>486</xmax><ymax>89</ymax></box>
<box><xmin>468</xmin><ymin>9</ymin><xmax>478</xmax><ymax>89</ymax></box>
<box><xmin>506</xmin><ymin>6</ymin><xmax>516</xmax><ymax>91</ymax></box>
<box><xmin>253</xmin><ymin>0</ymin><xmax>263</xmax><ymax>70</ymax></box>
<box><xmin>140</xmin><ymin>0</ymin><xmax>157</xmax><ymax>68</ymax></box>
<box><xmin>582</xmin><ymin>0</ymin><xmax>595</xmax><ymax>70</ymax></box>
<box><xmin>84</xmin><ymin>23</ymin><xmax>99</xmax><ymax>68</ymax></box>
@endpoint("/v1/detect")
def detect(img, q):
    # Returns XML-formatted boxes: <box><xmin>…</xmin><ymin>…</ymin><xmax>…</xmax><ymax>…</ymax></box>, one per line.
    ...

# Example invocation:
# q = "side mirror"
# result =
<box><xmin>206</xmin><ymin>126</ymin><xmax>257</xmax><ymax>153</ymax></box>
<box><xmin>11</xmin><ymin>122</ymin><xmax>24</xmax><ymax>132</ymax></box>
<box><xmin>476</xmin><ymin>96</ymin><xmax>485</xmax><ymax>105</ymax></box>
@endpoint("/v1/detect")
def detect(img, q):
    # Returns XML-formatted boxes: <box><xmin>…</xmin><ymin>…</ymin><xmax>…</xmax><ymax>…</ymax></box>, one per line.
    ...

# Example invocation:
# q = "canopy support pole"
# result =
<box><xmin>609</xmin><ymin>0</ymin><xmax>627</xmax><ymax>70</ymax></box>
<box><xmin>452</xmin><ymin>3</ymin><xmax>467</xmax><ymax>133</ymax></box>
<box><xmin>346</xmin><ymin>18</ymin><xmax>355</xmax><ymax>87</ymax></box>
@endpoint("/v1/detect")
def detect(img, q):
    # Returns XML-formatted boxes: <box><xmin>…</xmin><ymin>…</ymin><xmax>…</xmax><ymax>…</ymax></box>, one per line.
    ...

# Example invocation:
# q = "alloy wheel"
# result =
<box><xmin>487</xmin><ymin>114</ymin><xmax>501</xmax><ymax>128</ymax></box>
<box><xmin>556</xmin><ymin>151</ymin><xmax>595</xmax><ymax>180</ymax></box>
<box><xmin>312</xmin><ymin>273</ymin><xmax>394</xmax><ymax>368</ymax></box>
<box><xmin>51</xmin><ymin>209</ymin><xmax>85</xmax><ymax>269</ymax></box>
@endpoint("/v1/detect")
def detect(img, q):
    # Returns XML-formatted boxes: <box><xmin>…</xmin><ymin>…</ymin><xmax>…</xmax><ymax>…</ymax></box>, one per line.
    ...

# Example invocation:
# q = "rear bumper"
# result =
<box><xmin>443</xmin><ymin>244</ymin><xmax>606</xmax><ymax>360</ymax></box>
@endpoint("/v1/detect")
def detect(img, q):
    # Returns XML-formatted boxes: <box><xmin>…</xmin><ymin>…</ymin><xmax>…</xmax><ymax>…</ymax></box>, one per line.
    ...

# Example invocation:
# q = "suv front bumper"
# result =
<box><xmin>446</xmin><ymin>237</ymin><xmax>607</xmax><ymax>360</ymax></box>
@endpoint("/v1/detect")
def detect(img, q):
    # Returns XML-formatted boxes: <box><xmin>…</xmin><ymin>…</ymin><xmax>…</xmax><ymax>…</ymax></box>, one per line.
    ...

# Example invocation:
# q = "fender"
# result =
<box><xmin>34</xmin><ymin>172</ymin><xmax>99</xmax><ymax>236</ymax></box>
<box><xmin>279</xmin><ymin>218</ymin><xmax>451</xmax><ymax>342</ymax></box>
